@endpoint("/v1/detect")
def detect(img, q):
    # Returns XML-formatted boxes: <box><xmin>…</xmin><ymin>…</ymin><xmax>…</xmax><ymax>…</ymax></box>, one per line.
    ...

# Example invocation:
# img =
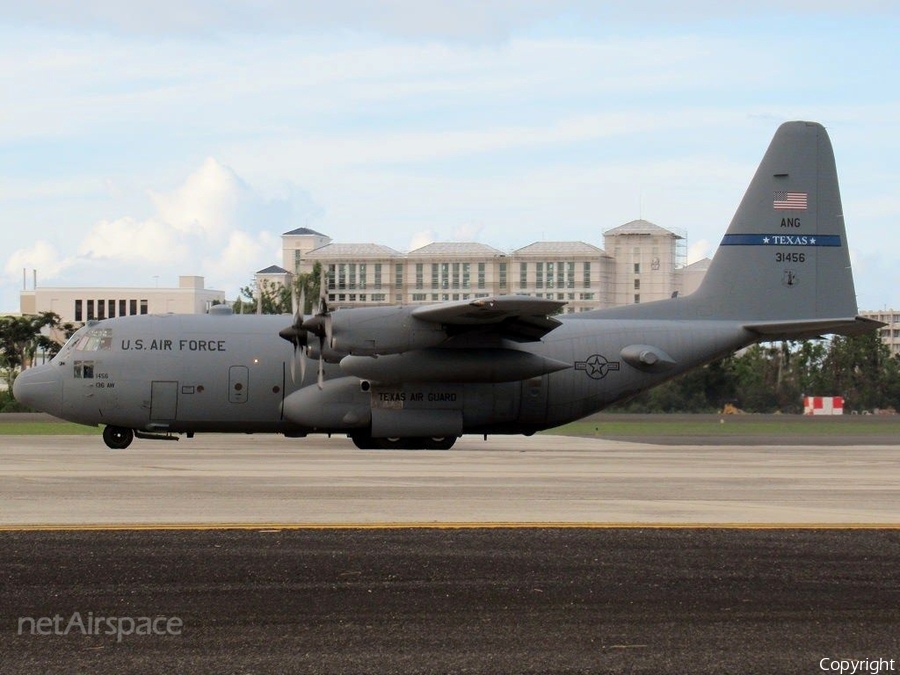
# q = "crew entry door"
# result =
<box><xmin>150</xmin><ymin>380</ymin><xmax>178</xmax><ymax>423</ymax></box>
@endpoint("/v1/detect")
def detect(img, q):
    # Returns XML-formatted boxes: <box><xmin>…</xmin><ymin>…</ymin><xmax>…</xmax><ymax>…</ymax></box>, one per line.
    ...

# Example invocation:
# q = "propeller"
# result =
<box><xmin>278</xmin><ymin>268</ymin><xmax>331</xmax><ymax>389</ymax></box>
<box><xmin>278</xmin><ymin>286</ymin><xmax>308</xmax><ymax>384</ymax></box>
<box><xmin>302</xmin><ymin>270</ymin><xmax>332</xmax><ymax>389</ymax></box>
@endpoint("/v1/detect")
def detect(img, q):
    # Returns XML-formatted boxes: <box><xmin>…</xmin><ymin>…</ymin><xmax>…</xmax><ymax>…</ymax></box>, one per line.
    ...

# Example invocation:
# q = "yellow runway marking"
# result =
<box><xmin>2</xmin><ymin>522</ymin><xmax>900</xmax><ymax>532</ymax></box>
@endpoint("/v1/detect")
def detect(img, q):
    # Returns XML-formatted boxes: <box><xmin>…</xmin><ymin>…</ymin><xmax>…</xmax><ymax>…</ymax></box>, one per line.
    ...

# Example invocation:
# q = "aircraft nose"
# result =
<box><xmin>13</xmin><ymin>364</ymin><xmax>63</xmax><ymax>417</ymax></box>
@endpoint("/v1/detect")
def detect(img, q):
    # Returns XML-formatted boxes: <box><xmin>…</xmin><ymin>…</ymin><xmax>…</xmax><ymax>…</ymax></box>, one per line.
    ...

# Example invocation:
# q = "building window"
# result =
<box><xmin>108</xmin><ymin>300</ymin><xmax>116</xmax><ymax>318</ymax></box>
<box><xmin>499</xmin><ymin>262</ymin><xmax>507</xmax><ymax>289</ymax></box>
<box><xmin>416</xmin><ymin>263</ymin><xmax>424</xmax><ymax>290</ymax></box>
<box><xmin>412</xmin><ymin>293</ymin><xmax>427</xmax><ymax>302</ymax></box>
<box><xmin>462</xmin><ymin>263</ymin><xmax>470</xmax><ymax>289</ymax></box>
<box><xmin>294</xmin><ymin>249</ymin><xmax>301</xmax><ymax>273</ymax></box>
<box><xmin>87</xmin><ymin>300</ymin><xmax>95</xmax><ymax>321</ymax></box>
<box><xmin>567</xmin><ymin>262</ymin><xmax>575</xmax><ymax>289</ymax></box>
<box><xmin>130</xmin><ymin>299</ymin><xmax>137</xmax><ymax>315</ymax></box>
<box><xmin>431</xmin><ymin>264</ymin><xmax>438</xmax><ymax>289</ymax></box>
<box><xmin>634</xmin><ymin>263</ymin><xmax>641</xmax><ymax>274</ymax></box>
<box><xmin>452</xmin><ymin>262</ymin><xmax>460</xmax><ymax>289</ymax></box>
<box><xmin>634</xmin><ymin>279</ymin><xmax>641</xmax><ymax>290</ymax></box>
<box><xmin>440</xmin><ymin>263</ymin><xmax>449</xmax><ymax>289</ymax></box>
<box><xmin>583</xmin><ymin>262</ymin><xmax>591</xmax><ymax>288</ymax></box>
<box><xmin>478</xmin><ymin>263</ymin><xmax>485</xmax><ymax>289</ymax></box>
<box><xmin>359</xmin><ymin>263</ymin><xmax>367</xmax><ymax>289</ymax></box>
<box><xmin>536</xmin><ymin>263</ymin><xmax>544</xmax><ymax>289</ymax></box>
<box><xmin>634</xmin><ymin>294</ymin><xmax>640</xmax><ymax>304</ymax></box>
<box><xmin>140</xmin><ymin>299</ymin><xmax>148</xmax><ymax>315</ymax></box>
<box><xmin>395</xmin><ymin>264</ymin><xmax>403</xmax><ymax>289</ymax></box>
<box><xmin>557</xmin><ymin>262</ymin><xmax>565</xmax><ymax>289</ymax></box>
<box><xmin>374</xmin><ymin>264</ymin><xmax>382</xmax><ymax>289</ymax></box>
<box><xmin>519</xmin><ymin>262</ymin><xmax>527</xmax><ymax>289</ymax></box>
<box><xmin>546</xmin><ymin>262</ymin><xmax>554</xmax><ymax>289</ymax></box>
<box><xmin>74</xmin><ymin>299</ymin><xmax>83</xmax><ymax>322</ymax></box>
<box><xmin>97</xmin><ymin>300</ymin><xmax>105</xmax><ymax>320</ymax></box>
<box><xmin>119</xmin><ymin>299</ymin><xmax>126</xmax><ymax>317</ymax></box>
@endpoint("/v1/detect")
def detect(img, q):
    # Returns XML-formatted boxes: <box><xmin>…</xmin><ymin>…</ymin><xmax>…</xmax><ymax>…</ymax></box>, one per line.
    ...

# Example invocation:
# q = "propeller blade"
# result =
<box><xmin>317</xmin><ymin>337</ymin><xmax>325</xmax><ymax>389</ymax></box>
<box><xmin>290</xmin><ymin>344</ymin><xmax>297</xmax><ymax>383</ymax></box>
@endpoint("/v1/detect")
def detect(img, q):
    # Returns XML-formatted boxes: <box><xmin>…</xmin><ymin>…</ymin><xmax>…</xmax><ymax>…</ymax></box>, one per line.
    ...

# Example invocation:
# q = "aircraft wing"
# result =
<box><xmin>411</xmin><ymin>295</ymin><xmax>566</xmax><ymax>341</ymax></box>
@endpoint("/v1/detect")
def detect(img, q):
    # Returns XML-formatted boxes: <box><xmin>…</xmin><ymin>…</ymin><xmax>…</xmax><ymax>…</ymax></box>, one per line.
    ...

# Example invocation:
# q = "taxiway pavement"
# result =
<box><xmin>4</xmin><ymin>433</ymin><xmax>900</xmax><ymax>673</ymax></box>
<box><xmin>2</xmin><ymin>433</ymin><xmax>899</xmax><ymax>526</ymax></box>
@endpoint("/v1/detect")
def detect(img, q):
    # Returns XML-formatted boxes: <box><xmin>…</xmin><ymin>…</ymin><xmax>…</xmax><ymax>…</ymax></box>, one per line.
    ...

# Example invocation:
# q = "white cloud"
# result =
<box><xmin>408</xmin><ymin>230</ymin><xmax>437</xmax><ymax>251</ymax></box>
<box><xmin>452</xmin><ymin>222</ymin><xmax>484</xmax><ymax>241</ymax></box>
<box><xmin>5</xmin><ymin>1</ymin><xmax>896</xmax><ymax>40</ymax></box>
<box><xmin>149</xmin><ymin>158</ymin><xmax>249</xmax><ymax>237</ymax></box>
<box><xmin>78</xmin><ymin>216</ymin><xmax>189</xmax><ymax>264</ymax></box>
<box><xmin>3</xmin><ymin>241</ymin><xmax>74</xmax><ymax>282</ymax></box>
<box><xmin>687</xmin><ymin>240</ymin><xmax>713</xmax><ymax>265</ymax></box>
<box><xmin>3</xmin><ymin>157</ymin><xmax>314</xmax><ymax>305</ymax></box>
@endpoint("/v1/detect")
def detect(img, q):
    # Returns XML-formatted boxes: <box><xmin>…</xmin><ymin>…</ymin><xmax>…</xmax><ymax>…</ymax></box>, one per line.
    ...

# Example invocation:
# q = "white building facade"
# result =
<box><xmin>275</xmin><ymin>220</ymin><xmax>700</xmax><ymax>314</ymax></box>
<box><xmin>19</xmin><ymin>276</ymin><xmax>225</xmax><ymax>324</ymax></box>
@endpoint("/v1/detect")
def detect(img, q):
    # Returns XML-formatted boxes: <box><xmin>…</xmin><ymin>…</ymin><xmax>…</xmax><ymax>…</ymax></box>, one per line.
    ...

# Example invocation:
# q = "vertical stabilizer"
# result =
<box><xmin>692</xmin><ymin>121</ymin><xmax>859</xmax><ymax>326</ymax></box>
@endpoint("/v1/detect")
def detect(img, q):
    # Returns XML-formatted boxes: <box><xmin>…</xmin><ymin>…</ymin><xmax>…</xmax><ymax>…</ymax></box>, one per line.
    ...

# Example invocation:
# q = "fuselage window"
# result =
<box><xmin>74</xmin><ymin>361</ymin><xmax>95</xmax><ymax>379</ymax></box>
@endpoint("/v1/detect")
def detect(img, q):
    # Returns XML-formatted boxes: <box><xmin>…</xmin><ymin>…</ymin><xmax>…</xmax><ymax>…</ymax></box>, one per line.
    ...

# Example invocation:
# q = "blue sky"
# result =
<box><xmin>2</xmin><ymin>1</ymin><xmax>898</xmax><ymax>312</ymax></box>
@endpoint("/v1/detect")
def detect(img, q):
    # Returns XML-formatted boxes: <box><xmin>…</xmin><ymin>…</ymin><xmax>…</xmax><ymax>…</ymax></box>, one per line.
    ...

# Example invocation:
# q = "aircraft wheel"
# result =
<box><xmin>374</xmin><ymin>437</ymin><xmax>411</xmax><ymax>450</ymax></box>
<box><xmin>350</xmin><ymin>434</ymin><xmax>378</xmax><ymax>450</ymax></box>
<box><xmin>103</xmin><ymin>426</ymin><xmax>134</xmax><ymax>450</ymax></box>
<box><xmin>422</xmin><ymin>436</ymin><xmax>457</xmax><ymax>450</ymax></box>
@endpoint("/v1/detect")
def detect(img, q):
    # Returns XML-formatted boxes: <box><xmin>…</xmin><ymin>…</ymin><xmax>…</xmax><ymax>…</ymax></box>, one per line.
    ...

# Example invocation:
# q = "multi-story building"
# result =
<box><xmin>18</xmin><ymin>276</ymin><xmax>225</xmax><ymax>324</ymax></box>
<box><xmin>276</xmin><ymin>220</ymin><xmax>695</xmax><ymax>313</ymax></box>
<box><xmin>860</xmin><ymin>310</ymin><xmax>900</xmax><ymax>356</ymax></box>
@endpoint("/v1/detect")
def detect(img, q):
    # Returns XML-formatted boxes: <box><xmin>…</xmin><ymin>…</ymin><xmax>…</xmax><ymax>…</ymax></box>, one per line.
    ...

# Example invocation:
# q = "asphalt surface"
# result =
<box><xmin>3</xmin><ymin>418</ymin><xmax>900</xmax><ymax>672</ymax></box>
<box><xmin>3</xmin><ymin>527</ymin><xmax>899</xmax><ymax>674</ymax></box>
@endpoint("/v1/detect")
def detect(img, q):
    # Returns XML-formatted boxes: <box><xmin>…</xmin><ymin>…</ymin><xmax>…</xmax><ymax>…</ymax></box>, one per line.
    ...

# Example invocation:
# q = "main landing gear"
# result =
<box><xmin>350</xmin><ymin>434</ymin><xmax>457</xmax><ymax>450</ymax></box>
<box><xmin>102</xmin><ymin>425</ymin><xmax>134</xmax><ymax>450</ymax></box>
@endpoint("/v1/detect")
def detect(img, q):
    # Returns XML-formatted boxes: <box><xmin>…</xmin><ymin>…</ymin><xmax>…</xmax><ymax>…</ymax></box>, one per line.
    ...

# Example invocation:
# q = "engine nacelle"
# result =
<box><xmin>282</xmin><ymin>377</ymin><xmax>371</xmax><ymax>430</ymax></box>
<box><xmin>328</xmin><ymin>306</ymin><xmax>447</xmax><ymax>356</ymax></box>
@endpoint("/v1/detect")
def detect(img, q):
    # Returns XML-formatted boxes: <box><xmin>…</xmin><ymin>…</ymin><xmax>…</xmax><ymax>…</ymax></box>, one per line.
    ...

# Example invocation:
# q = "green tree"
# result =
<box><xmin>818</xmin><ymin>332</ymin><xmax>896</xmax><ymax>412</ymax></box>
<box><xmin>0</xmin><ymin>312</ymin><xmax>75</xmax><ymax>394</ymax></box>
<box><xmin>234</xmin><ymin>278</ymin><xmax>293</xmax><ymax>315</ymax></box>
<box><xmin>294</xmin><ymin>262</ymin><xmax>323</xmax><ymax>315</ymax></box>
<box><xmin>232</xmin><ymin>264</ymin><xmax>325</xmax><ymax>316</ymax></box>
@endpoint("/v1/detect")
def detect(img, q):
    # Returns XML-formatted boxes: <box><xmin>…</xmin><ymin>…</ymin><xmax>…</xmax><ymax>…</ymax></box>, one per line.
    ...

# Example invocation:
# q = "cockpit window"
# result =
<box><xmin>75</xmin><ymin>328</ymin><xmax>113</xmax><ymax>352</ymax></box>
<box><xmin>53</xmin><ymin>328</ymin><xmax>88</xmax><ymax>363</ymax></box>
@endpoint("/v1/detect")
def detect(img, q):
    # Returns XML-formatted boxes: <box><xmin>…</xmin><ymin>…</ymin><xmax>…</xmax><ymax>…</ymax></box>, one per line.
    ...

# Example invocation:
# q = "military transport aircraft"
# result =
<box><xmin>14</xmin><ymin>121</ymin><xmax>880</xmax><ymax>450</ymax></box>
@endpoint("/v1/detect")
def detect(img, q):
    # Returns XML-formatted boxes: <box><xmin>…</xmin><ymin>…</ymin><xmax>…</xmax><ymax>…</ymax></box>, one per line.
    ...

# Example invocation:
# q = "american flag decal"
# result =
<box><xmin>773</xmin><ymin>191</ymin><xmax>807</xmax><ymax>210</ymax></box>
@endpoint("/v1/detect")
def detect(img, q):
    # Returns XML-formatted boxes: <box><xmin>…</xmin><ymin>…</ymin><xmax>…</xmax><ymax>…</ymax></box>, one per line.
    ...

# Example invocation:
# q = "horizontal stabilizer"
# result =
<box><xmin>745</xmin><ymin>316</ymin><xmax>885</xmax><ymax>341</ymax></box>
